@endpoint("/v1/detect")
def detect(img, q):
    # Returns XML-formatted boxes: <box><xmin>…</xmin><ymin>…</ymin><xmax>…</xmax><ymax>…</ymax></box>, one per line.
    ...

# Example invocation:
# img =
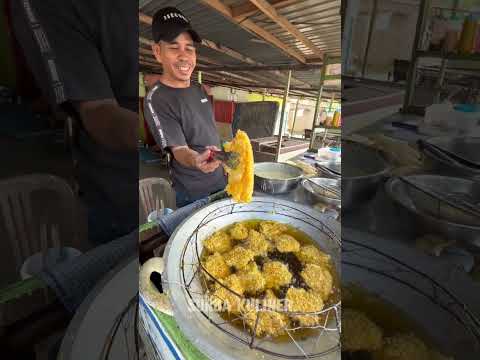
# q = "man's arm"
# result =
<box><xmin>74</xmin><ymin>99</ymin><xmax>138</xmax><ymax>151</ymax></box>
<box><xmin>171</xmin><ymin>145</ymin><xmax>221</xmax><ymax>173</ymax></box>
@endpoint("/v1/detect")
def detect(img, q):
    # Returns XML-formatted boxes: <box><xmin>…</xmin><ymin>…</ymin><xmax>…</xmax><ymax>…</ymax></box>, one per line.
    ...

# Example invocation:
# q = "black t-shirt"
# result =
<box><xmin>10</xmin><ymin>0</ymin><xmax>138</xmax><ymax>232</ymax></box>
<box><xmin>144</xmin><ymin>82</ymin><xmax>227</xmax><ymax>197</ymax></box>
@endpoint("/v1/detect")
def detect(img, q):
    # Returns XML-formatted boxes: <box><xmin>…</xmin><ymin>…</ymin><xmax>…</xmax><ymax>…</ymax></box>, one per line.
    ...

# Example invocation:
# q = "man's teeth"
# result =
<box><xmin>177</xmin><ymin>66</ymin><xmax>190</xmax><ymax>71</ymax></box>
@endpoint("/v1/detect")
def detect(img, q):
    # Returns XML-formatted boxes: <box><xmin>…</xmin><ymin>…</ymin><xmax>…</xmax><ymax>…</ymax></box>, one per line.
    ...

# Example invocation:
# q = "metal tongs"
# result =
<box><xmin>208</xmin><ymin>150</ymin><xmax>240</xmax><ymax>169</ymax></box>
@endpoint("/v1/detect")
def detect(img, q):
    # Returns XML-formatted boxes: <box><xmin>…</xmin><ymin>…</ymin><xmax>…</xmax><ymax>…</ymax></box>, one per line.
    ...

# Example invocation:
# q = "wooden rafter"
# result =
<box><xmin>232</xmin><ymin>0</ymin><xmax>295</xmax><ymax>19</ymax></box>
<box><xmin>197</xmin><ymin>0</ymin><xmax>306</xmax><ymax>63</ymax></box>
<box><xmin>245</xmin><ymin>0</ymin><xmax>322</xmax><ymax>58</ymax></box>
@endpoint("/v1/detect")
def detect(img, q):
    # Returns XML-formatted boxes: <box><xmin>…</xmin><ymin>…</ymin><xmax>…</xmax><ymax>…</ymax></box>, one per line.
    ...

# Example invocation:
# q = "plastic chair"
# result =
<box><xmin>0</xmin><ymin>174</ymin><xmax>81</xmax><ymax>286</ymax></box>
<box><xmin>139</xmin><ymin>178</ymin><xmax>176</xmax><ymax>224</ymax></box>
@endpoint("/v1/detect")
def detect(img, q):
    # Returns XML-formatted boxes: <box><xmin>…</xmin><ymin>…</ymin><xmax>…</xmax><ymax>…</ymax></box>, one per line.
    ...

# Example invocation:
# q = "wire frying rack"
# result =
<box><xmin>343</xmin><ymin>237</ymin><xmax>480</xmax><ymax>357</ymax></box>
<box><xmin>177</xmin><ymin>199</ymin><xmax>342</xmax><ymax>359</ymax></box>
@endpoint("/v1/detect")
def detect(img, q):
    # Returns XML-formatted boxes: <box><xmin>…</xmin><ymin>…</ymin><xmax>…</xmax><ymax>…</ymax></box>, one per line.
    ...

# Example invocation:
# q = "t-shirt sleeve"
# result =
<box><xmin>10</xmin><ymin>0</ymin><xmax>114</xmax><ymax>107</ymax></box>
<box><xmin>144</xmin><ymin>88</ymin><xmax>187</xmax><ymax>150</ymax></box>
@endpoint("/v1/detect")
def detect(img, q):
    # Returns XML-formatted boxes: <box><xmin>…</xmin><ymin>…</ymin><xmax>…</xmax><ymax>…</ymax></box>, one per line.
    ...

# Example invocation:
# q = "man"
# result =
<box><xmin>144</xmin><ymin>7</ymin><xmax>227</xmax><ymax>208</ymax></box>
<box><xmin>10</xmin><ymin>0</ymin><xmax>138</xmax><ymax>244</ymax></box>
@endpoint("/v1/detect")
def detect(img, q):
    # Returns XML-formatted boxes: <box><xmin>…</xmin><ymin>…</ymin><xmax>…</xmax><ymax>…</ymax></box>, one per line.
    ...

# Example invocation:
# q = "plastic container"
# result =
<box><xmin>453</xmin><ymin>104</ymin><xmax>480</xmax><ymax>133</ymax></box>
<box><xmin>20</xmin><ymin>247</ymin><xmax>82</xmax><ymax>280</ymax></box>
<box><xmin>458</xmin><ymin>16</ymin><xmax>477</xmax><ymax>54</ymax></box>
<box><xmin>147</xmin><ymin>208</ymin><xmax>174</xmax><ymax>223</ymax></box>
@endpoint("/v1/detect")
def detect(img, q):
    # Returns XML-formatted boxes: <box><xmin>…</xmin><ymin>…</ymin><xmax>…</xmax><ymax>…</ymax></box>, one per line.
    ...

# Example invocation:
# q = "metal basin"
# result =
<box><xmin>342</xmin><ymin>141</ymin><xmax>391</xmax><ymax>211</ymax></box>
<box><xmin>254</xmin><ymin>162</ymin><xmax>303</xmax><ymax>194</ymax></box>
<box><xmin>301</xmin><ymin>177</ymin><xmax>341</xmax><ymax>207</ymax></box>
<box><xmin>386</xmin><ymin>176</ymin><xmax>480</xmax><ymax>249</ymax></box>
<box><xmin>420</xmin><ymin>138</ymin><xmax>480</xmax><ymax>180</ymax></box>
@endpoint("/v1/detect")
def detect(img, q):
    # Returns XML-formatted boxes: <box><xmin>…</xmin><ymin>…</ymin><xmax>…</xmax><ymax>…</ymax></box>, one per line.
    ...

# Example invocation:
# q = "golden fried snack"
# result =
<box><xmin>237</xmin><ymin>261</ymin><xmax>266</xmax><ymax>294</ymax></box>
<box><xmin>296</xmin><ymin>245</ymin><xmax>331</xmax><ymax>267</ymax></box>
<box><xmin>244</xmin><ymin>229</ymin><xmax>271</xmax><ymax>256</ymax></box>
<box><xmin>223</xmin><ymin>130</ymin><xmax>254</xmax><ymax>203</ymax></box>
<box><xmin>341</xmin><ymin>308</ymin><xmax>383</xmax><ymax>352</ymax></box>
<box><xmin>286</xmin><ymin>288</ymin><xmax>324</xmax><ymax>327</ymax></box>
<box><xmin>241</xmin><ymin>304</ymin><xmax>289</xmax><ymax>337</ymax></box>
<box><xmin>301</xmin><ymin>263</ymin><xmax>333</xmax><ymax>300</ymax></box>
<box><xmin>224</xmin><ymin>246</ymin><xmax>255</xmax><ymax>270</ymax></box>
<box><xmin>202</xmin><ymin>252</ymin><xmax>231</xmax><ymax>280</ymax></box>
<box><xmin>258</xmin><ymin>221</ymin><xmax>288</xmax><ymax>239</ymax></box>
<box><xmin>261</xmin><ymin>289</ymin><xmax>286</xmax><ymax>312</ymax></box>
<box><xmin>274</xmin><ymin>233</ymin><xmax>301</xmax><ymax>253</ymax></box>
<box><xmin>263</xmin><ymin>261</ymin><xmax>292</xmax><ymax>289</ymax></box>
<box><xmin>210</xmin><ymin>274</ymin><xmax>245</xmax><ymax>314</ymax></box>
<box><xmin>229</xmin><ymin>222</ymin><xmax>249</xmax><ymax>241</ymax></box>
<box><xmin>372</xmin><ymin>333</ymin><xmax>430</xmax><ymax>360</ymax></box>
<box><xmin>203</xmin><ymin>231</ymin><xmax>232</xmax><ymax>254</ymax></box>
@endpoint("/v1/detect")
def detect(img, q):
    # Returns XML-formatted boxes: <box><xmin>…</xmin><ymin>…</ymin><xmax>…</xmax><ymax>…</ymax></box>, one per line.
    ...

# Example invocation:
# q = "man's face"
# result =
<box><xmin>153</xmin><ymin>32</ymin><xmax>196</xmax><ymax>83</ymax></box>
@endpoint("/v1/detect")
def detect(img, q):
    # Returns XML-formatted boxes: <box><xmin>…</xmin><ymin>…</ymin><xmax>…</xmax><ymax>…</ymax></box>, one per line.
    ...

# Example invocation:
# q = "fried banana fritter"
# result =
<box><xmin>274</xmin><ymin>233</ymin><xmax>301</xmax><ymax>253</ymax></box>
<box><xmin>229</xmin><ymin>222</ymin><xmax>249</xmax><ymax>241</ymax></box>
<box><xmin>342</xmin><ymin>308</ymin><xmax>383</xmax><ymax>352</ymax></box>
<box><xmin>372</xmin><ymin>333</ymin><xmax>430</xmax><ymax>360</ymax></box>
<box><xmin>203</xmin><ymin>231</ymin><xmax>232</xmax><ymax>254</ymax></box>
<box><xmin>286</xmin><ymin>287</ymin><xmax>324</xmax><ymax>327</ymax></box>
<box><xmin>296</xmin><ymin>245</ymin><xmax>331</xmax><ymax>267</ymax></box>
<box><xmin>202</xmin><ymin>252</ymin><xmax>231</xmax><ymax>280</ymax></box>
<box><xmin>300</xmin><ymin>263</ymin><xmax>333</xmax><ymax>300</ymax></box>
<box><xmin>244</xmin><ymin>229</ymin><xmax>271</xmax><ymax>256</ymax></box>
<box><xmin>263</xmin><ymin>261</ymin><xmax>292</xmax><ymax>289</ymax></box>
<box><xmin>237</xmin><ymin>261</ymin><xmax>266</xmax><ymax>294</ymax></box>
<box><xmin>258</xmin><ymin>221</ymin><xmax>288</xmax><ymax>239</ymax></box>
<box><xmin>224</xmin><ymin>246</ymin><xmax>255</xmax><ymax>270</ymax></box>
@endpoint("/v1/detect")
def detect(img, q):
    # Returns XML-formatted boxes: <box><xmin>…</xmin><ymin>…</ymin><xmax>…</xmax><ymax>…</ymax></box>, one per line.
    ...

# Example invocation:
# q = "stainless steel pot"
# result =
<box><xmin>301</xmin><ymin>177</ymin><xmax>341</xmax><ymax>207</ymax></box>
<box><xmin>254</xmin><ymin>162</ymin><xmax>304</xmax><ymax>194</ymax></box>
<box><xmin>342</xmin><ymin>141</ymin><xmax>391</xmax><ymax>211</ymax></box>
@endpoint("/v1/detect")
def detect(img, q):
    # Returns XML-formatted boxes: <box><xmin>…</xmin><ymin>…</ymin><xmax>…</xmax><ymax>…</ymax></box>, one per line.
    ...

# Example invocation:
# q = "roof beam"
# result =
<box><xmin>231</xmin><ymin>0</ymin><xmax>295</xmax><ymax>19</ymax></box>
<box><xmin>197</xmin><ymin>0</ymin><xmax>306</xmax><ymax>63</ymax></box>
<box><xmin>245</xmin><ymin>0</ymin><xmax>323</xmax><ymax>58</ymax></box>
<box><xmin>196</xmin><ymin>63</ymin><xmax>323</xmax><ymax>72</ymax></box>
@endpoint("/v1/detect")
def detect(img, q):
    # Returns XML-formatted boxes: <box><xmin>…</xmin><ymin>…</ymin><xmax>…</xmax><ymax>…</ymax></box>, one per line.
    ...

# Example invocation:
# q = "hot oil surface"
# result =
<box><xmin>200</xmin><ymin>220</ymin><xmax>340</xmax><ymax>342</ymax></box>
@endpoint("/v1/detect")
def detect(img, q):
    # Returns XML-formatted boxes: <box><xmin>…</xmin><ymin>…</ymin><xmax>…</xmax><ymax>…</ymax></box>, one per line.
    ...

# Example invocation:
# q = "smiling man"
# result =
<box><xmin>144</xmin><ymin>7</ymin><xmax>227</xmax><ymax>208</ymax></box>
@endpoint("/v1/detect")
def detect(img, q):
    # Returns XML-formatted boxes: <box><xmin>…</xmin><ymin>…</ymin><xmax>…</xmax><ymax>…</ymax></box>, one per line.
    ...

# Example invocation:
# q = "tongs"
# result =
<box><xmin>207</xmin><ymin>150</ymin><xmax>240</xmax><ymax>169</ymax></box>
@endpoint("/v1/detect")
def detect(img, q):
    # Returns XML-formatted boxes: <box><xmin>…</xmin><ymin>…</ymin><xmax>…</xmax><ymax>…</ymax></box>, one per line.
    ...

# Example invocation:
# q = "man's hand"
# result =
<box><xmin>73</xmin><ymin>99</ymin><xmax>138</xmax><ymax>151</ymax></box>
<box><xmin>171</xmin><ymin>146</ymin><xmax>222</xmax><ymax>173</ymax></box>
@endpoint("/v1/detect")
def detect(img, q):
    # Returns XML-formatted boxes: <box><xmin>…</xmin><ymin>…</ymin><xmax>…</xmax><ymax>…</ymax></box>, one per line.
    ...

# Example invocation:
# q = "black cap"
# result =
<box><xmin>152</xmin><ymin>7</ymin><xmax>201</xmax><ymax>44</ymax></box>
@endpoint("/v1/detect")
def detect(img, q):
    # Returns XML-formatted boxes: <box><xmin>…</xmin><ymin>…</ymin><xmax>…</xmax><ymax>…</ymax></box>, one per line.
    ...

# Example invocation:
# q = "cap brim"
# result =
<box><xmin>162</xmin><ymin>25</ymin><xmax>202</xmax><ymax>43</ymax></box>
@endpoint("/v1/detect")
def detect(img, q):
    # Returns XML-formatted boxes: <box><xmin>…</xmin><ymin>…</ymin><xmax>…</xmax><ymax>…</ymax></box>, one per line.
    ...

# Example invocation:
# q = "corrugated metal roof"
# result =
<box><xmin>139</xmin><ymin>0</ymin><xmax>341</xmax><ymax>98</ymax></box>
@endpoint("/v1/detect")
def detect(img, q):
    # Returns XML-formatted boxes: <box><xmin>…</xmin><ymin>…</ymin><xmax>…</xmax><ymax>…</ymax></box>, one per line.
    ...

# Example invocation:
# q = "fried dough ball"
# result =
<box><xmin>341</xmin><ymin>308</ymin><xmax>383</xmax><ymax>352</ymax></box>
<box><xmin>244</xmin><ymin>229</ymin><xmax>271</xmax><ymax>256</ymax></box>
<box><xmin>241</xmin><ymin>304</ymin><xmax>289</xmax><ymax>337</ymax></box>
<box><xmin>261</xmin><ymin>289</ymin><xmax>286</xmax><ymax>312</ymax></box>
<box><xmin>201</xmin><ymin>252</ymin><xmax>230</xmax><ymax>280</ymax></box>
<box><xmin>285</xmin><ymin>288</ymin><xmax>324</xmax><ymax>327</ymax></box>
<box><xmin>274</xmin><ymin>233</ymin><xmax>301</xmax><ymax>253</ymax></box>
<box><xmin>263</xmin><ymin>261</ymin><xmax>292</xmax><ymax>289</ymax></box>
<box><xmin>224</xmin><ymin>246</ymin><xmax>255</xmax><ymax>270</ymax></box>
<box><xmin>229</xmin><ymin>222</ymin><xmax>249</xmax><ymax>241</ymax></box>
<box><xmin>237</xmin><ymin>261</ymin><xmax>266</xmax><ymax>294</ymax></box>
<box><xmin>301</xmin><ymin>263</ymin><xmax>333</xmax><ymax>300</ymax></box>
<box><xmin>210</xmin><ymin>274</ymin><xmax>245</xmax><ymax>313</ymax></box>
<box><xmin>372</xmin><ymin>333</ymin><xmax>430</xmax><ymax>360</ymax></box>
<box><xmin>259</xmin><ymin>221</ymin><xmax>288</xmax><ymax>239</ymax></box>
<box><xmin>296</xmin><ymin>245</ymin><xmax>331</xmax><ymax>267</ymax></box>
<box><xmin>203</xmin><ymin>231</ymin><xmax>232</xmax><ymax>254</ymax></box>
